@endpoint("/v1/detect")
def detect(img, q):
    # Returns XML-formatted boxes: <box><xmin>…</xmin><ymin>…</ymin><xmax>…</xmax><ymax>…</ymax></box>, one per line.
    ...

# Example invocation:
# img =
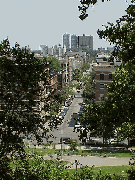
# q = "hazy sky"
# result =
<box><xmin>0</xmin><ymin>0</ymin><xmax>131</xmax><ymax>50</ymax></box>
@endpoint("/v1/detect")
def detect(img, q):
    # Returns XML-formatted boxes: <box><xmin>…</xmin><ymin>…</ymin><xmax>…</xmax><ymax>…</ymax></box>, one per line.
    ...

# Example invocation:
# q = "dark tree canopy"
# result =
<box><xmin>97</xmin><ymin>4</ymin><xmax>135</xmax><ymax>64</ymax></box>
<box><xmin>0</xmin><ymin>38</ymin><xmax>50</xmax><ymax>178</ymax></box>
<box><xmin>78</xmin><ymin>3</ymin><xmax>135</xmax><ymax>142</ymax></box>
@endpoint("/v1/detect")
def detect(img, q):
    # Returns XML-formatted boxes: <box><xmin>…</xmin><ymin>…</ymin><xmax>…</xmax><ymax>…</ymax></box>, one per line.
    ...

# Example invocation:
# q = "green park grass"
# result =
<box><xmin>25</xmin><ymin>147</ymin><xmax>55</xmax><ymax>155</ymax></box>
<box><xmin>25</xmin><ymin>147</ymin><xmax>132</xmax><ymax>158</ymax></box>
<box><xmin>10</xmin><ymin>148</ymin><xmax>135</xmax><ymax>179</ymax></box>
<box><xmin>66</xmin><ymin>165</ymin><xmax>131</xmax><ymax>178</ymax></box>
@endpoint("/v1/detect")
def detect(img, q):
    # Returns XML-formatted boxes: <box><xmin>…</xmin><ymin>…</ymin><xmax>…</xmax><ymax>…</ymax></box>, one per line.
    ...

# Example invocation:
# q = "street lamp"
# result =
<box><xmin>75</xmin><ymin>159</ymin><xmax>79</xmax><ymax>172</ymax></box>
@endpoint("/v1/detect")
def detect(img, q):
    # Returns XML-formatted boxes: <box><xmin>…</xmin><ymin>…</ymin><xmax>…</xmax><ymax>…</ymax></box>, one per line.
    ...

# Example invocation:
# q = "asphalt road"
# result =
<box><xmin>43</xmin><ymin>90</ymin><xmax>83</xmax><ymax>144</ymax></box>
<box><xmin>43</xmin><ymin>154</ymin><xmax>130</xmax><ymax>168</ymax></box>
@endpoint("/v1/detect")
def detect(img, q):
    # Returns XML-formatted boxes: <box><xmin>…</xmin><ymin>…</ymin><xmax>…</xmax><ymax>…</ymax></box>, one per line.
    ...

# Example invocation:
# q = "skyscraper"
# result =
<box><xmin>63</xmin><ymin>33</ymin><xmax>70</xmax><ymax>49</ymax></box>
<box><xmin>71</xmin><ymin>34</ymin><xmax>78</xmax><ymax>49</ymax></box>
<box><xmin>78</xmin><ymin>34</ymin><xmax>93</xmax><ymax>50</ymax></box>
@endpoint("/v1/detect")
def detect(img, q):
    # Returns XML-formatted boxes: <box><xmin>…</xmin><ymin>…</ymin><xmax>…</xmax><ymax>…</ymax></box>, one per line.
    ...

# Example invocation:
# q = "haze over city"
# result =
<box><xmin>0</xmin><ymin>0</ymin><xmax>131</xmax><ymax>50</ymax></box>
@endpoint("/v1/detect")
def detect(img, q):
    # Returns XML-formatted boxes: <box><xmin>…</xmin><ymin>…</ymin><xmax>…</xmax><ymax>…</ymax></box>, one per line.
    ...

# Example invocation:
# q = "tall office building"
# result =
<box><xmin>63</xmin><ymin>33</ymin><xmax>70</xmax><ymax>49</ymax></box>
<box><xmin>78</xmin><ymin>34</ymin><xmax>93</xmax><ymax>50</ymax></box>
<box><xmin>71</xmin><ymin>34</ymin><xmax>78</xmax><ymax>49</ymax></box>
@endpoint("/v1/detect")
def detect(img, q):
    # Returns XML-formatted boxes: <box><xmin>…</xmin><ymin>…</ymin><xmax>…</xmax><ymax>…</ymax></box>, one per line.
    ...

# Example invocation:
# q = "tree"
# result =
<box><xmin>46</xmin><ymin>56</ymin><xmax>60</xmax><ymax>73</ymax></box>
<box><xmin>82</xmin><ymin>71</ymin><xmax>94</xmax><ymax>102</ymax></box>
<box><xmin>69</xmin><ymin>139</ymin><xmax>79</xmax><ymax>151</ymax></box>
<box><xmin>81</xmin><ymin>62</ymin><xmax>90</xmax><ymax>72</ymax></box>
<box><xmin>97</xmin><ymin>4</ymin><xmax>135</xmax><ymax>64</ymax></box>
<box><xmin>78</xmin><ymin>3</ymin><xmax>135</xmax><ymax>141</ymax></box>
<box><xmin>78</xmin><ymin>0</ymin><xmax>135</xmax><ymax>20</ymax></box>
<box><xmin>73</xmin><ymin>68</ymin><xmax>83</xmax><ymax>82</ymax></box>
<box><xmin>0</xmin><ymin>38</ymin><xmax>50</xmax><ymax>178</ymax></box>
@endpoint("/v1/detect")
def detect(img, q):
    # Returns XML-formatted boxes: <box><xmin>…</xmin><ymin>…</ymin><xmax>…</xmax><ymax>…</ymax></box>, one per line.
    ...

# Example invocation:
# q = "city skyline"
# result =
<box><xmin>0</xmin><ymin>0</ymin><xmax>131</xmax><ymax>50</ymax></box>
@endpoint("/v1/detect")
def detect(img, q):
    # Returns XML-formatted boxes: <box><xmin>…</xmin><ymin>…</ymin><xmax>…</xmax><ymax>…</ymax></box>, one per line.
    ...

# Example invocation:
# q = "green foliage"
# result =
<box><xmin>97</xmin><ymin>4</ymin><xmax>135</xmax><ymax>64</ymax></box>
<box><xmin>46</xmin><ymin>56</ymin><xmax>60</xmax><ymax>73</ymax></box>
<box><xmin>9</xmin><ymin>154</ymin><xmax>70</xmax><ymax>180</ymax></box>
<box><xmin>82</xmin><ymin>71</ymin><xmax>94</xmax><ymax>101</ymax></box>
<box><xmin>8</xmin><ymin>150</ymin><xmax>135</xmax><ymax>179</ymax></box>
<box><xmin>0</xmin><ymin>38</ymin><xmax>50</xmax><ymax>178</ymax></box>
<box><xmin>69</xmin><ymin>140</ymin><xmax>79</xmax><ymax>151</ymax></box>
<box><xmin>127</xmin><ymin>166</ymin><xmax>135</xmax><ymax>180</ymax></box>
<box><xmin>103</xmin><ymin>64</ymin><xmax>135</xmax><ymax>139</ymax></box>
<box><xmin>57</xmin><ymin>82</ymin><xmax>75</xmax><ymax>104</ymax></box>
<box><xmin>73</xmin><ymin>68</ymin><xmax>83</xmax><ymax>81</ymax></box>
<box><xmin>73</xmin><ymin>62</ymin><xmax>91</xmax><ymax>82</ymax></box>
<box><xmin>79</xmin><ymin>3</ymin><xmax>135</xmax><ymax>142</ymax></box>
<box><xmin>81</xmin><ymin>62</ymin><xmax>90</xmax><ymax>72</ymax></box>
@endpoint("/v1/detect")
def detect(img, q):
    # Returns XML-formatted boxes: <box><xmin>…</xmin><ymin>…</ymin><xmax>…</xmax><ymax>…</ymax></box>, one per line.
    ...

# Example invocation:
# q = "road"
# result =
<box><xmin>43</xmin><ymin>154</ymin><xmax>130</xmax><ymax>168</ymax></box>
<box><xmin>44</xmin><ymin>90</ymin><xmax>83</xmax><ymax>144</ymax></box>
<box><xmin>24</xmin><ymin>87</ymin><xmax>128</xmax><ymax>147</ymax></box>
<box><xmin>23</xmin><ymin>90</ymin><xmax>84</xmax><ymax>147</ymax></box>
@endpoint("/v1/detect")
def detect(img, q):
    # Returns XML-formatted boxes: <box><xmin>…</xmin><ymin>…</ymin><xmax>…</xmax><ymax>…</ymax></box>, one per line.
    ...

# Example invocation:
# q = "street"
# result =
<box><xmin>43</xmin><ymin>154</ymin><xmax>130</xmax><ymax>168</ymax></box>
<box><xmin>24</xmin><ymin>90</ymin><xmax>84</xmax><ymax>146</ymax></box>
<box><xmin>44</xmin><ymin>90</ymin><xmax>83</xmax><ymax>144</ymax></box>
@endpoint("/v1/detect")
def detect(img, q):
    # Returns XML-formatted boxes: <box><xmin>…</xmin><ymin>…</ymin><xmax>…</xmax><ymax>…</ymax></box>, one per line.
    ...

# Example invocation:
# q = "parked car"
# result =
<box><xmin>80</xmin><ymin>107</ymin><xmax>84</xmax><ymax>111</ymax></box>
<box><xmin>66</xmin><ymin>99</ymin><xmax>72</xmax><ymax>106</ymax></box>
<box><xmin>82</xmin><ymin>102</ymin><xmax>86</xmax><ymax>107</ymax></box>
<box><xmin>116</xmin><ymin>141</ymin><xmax>127</xmax><ymax>147</ymax></box>
<box><xmin>56</xmin><ymin>118</ymin><xmax>62</xmax><ymax>125</ymax></box>
<box><xmin>60</xmin><ymin>137</ymin><xmax>71</xmax><ymax>144</ymax></box>
<box><xmin>73</xmin><ymin>113</ymin><xmax>79</xmax><ymax>120</ymax></box>
<box><xmin>85</xmin><ymin>139</ymin><xmax>102</xmax><ymax>145</ymax></box>
<box><xmin>63</xmin><ymin>107</ymin><xmax>68</xmax><ymax>113</ymax></box>
<box><xmin>74</xmin><ymin>120</ymin><xmax>81</xmax><ymax>128</ymax></box>
<box><xmin>105</xmin><ymin>138</ymin><xmax>117</xmax><ymax>144</ymax></box>
<box><xmin>61</xmin><ymin>112</ymin><xmax>66</xmax><ymax>116</ymax></box>
<box><xmin>59</xmin><ymin>112</ymin><xmax>64</xmax><ymax>119</ymax></box>
<box><xmin>85</xmin><ymin>139</ymin><xmax>97</xmax><ymax>145</ymax></box>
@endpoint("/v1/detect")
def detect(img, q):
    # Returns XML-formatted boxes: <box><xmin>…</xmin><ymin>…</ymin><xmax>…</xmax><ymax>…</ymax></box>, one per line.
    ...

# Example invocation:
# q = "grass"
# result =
<box><xmin>92</xmin><ymin>165</ymin><xmax>129</xmax><ymax>178</ymax></box>
<box><xmin>24</xmin><ymin>147</ymin><xmax>132</xmax><ymax>158</ymax></box>
<box><xmin>9</xmin><ymin>147</ymin><xmax>135</xmax><ymax>179</ymax></box>
<box><xmin>66</xmin><ymin>165</ymin><xmax>131</xmax><ymax>178</ymax></box>
<box><xmin>25</xmin><ymin>147</ymin><xmax>55</xmax><ymax>155</ymax></box>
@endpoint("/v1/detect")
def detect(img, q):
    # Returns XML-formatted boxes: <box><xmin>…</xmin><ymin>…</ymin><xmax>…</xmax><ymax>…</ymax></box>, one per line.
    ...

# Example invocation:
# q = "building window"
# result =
<box><xmin>100</xmin><ymin>83</ymin><xmax>104</xmax><ymax>90</ymax></box>
<box><xmin>109</xmin><ymin>74</ymin><xmax>112</xmax><ymax>80</ymax></box>
<box><xmin>100</xmin><ymin>74</ymin><xmax>104</xmax><ymax>80</ymax></box>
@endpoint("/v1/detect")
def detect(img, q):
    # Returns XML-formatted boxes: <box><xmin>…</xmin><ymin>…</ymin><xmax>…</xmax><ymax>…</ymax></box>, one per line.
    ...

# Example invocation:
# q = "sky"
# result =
<box><xmin>0</xmin><ymin>0</ymin><xmax>131</xmax><ymax>50</ymax></box>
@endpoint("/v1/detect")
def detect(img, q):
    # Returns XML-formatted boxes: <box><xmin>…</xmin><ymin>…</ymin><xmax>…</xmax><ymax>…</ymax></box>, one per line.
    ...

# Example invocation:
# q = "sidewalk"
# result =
<box><xmin>43</xmin><ymin>154</ymin><xmax>130</xmax><ymax>169</ymax></box>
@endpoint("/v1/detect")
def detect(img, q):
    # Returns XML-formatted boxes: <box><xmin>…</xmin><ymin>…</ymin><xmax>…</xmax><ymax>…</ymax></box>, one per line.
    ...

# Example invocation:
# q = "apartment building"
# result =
<box><xmin>59</xmin><ymin>58</ymin><xmax>70</xmax><ymax>85</ymax></box>
<box><xmin>78</xmin><ymin>34</ymin><xmax>93</xmax><ymax>50</ymax></box>
<box><xmin>92</xmin><ymin>53</ymin><xmax>122</xmax><ymax>103</ymax></box>
<box><xmin>41</xmin><ymin>44</ymin><xmax>66</xmax><ymax>58</ymax></box>
<box><xmin>92</xmin><ymin>64</ymin><xmax>115</xmax><ymax>103</ymax></box>
<box><xmin>66</xmin><ymin>51</ymin><xmax>87</xmax><ymax>67</ymax></box>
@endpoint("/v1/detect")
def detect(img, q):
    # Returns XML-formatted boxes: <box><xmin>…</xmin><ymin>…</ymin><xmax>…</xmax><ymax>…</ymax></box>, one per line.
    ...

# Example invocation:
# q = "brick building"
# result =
<box><xmin>92</xmin><ymin>64</ymin><xmax>116</xmax><ymax>103</ymax></box>
<box><xmin>91</xmin><ymin>51</ymin><xmax>122</xmax><ymax>103</ymax></box>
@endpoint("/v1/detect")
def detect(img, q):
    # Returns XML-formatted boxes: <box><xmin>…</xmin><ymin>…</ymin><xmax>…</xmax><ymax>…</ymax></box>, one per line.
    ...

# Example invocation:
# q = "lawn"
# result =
<box><xmin>25</xmin><ymin>147</ymin><xmax>132</xmax><ymax>158</ymax></box>
<box><xmin>25</xmin><ymin>147</ymin><xmax>55</xmax><ymax>155</ymax></box>
<box><xmin>9</xmin><ymin>147</ymin><xmax>135</xmax><ymax>179</ymax></box>
<box><xmin>66</xmin><ymin>165</ymin><xmax>132</xmax><ymax>179</ymax></box>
